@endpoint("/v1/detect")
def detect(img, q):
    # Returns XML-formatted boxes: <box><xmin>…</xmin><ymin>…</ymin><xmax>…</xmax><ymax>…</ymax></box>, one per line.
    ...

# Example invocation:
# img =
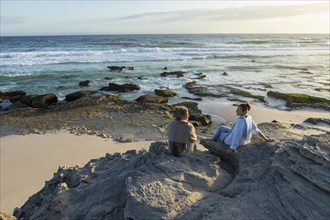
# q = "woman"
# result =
<box><xmin>212</xmin><ymin>102</ymin><xmax>274</xmax><ymax>152</ymax></box>
<box><xmin>167</xmin><ymin>106</ymin><xmax>197</xmax><ymax>156</ymax></box>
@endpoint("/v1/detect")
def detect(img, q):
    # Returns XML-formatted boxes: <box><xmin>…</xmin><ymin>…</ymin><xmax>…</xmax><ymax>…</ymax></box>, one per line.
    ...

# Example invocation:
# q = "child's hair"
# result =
<box><xmin>238</xmin><ymin>102</ymin><xmax>251</xmax><ymax>112</ymax></box>
<box><xmin>174</xmin><ymin>106</ymin><xmax>189</xmax><ymax>120</ymax></box>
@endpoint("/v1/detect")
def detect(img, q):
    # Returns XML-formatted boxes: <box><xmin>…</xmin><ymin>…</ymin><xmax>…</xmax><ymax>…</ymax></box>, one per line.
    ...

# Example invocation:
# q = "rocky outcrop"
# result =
<box><xmin>30</xmin><ymin>94</ymin><xmax>58</xmax><ymax>108</ymax></box>
<box><xmin>191</xmin><ymin>72</ymin><xmax>206</xmax><ymax>79</ymax></box>
<box><xmin>267</xmin><ymin>91</ymin><xmax>330</xmax><ymax>110</ymax></box>
<box><xmin>304</xmin><ymin>118</ymin><xmax>330</xmax><ymax>125</ymax></box>
<box><xmin>13</xmin><ymin>123</ymin><xmax>330</xmax><ymax>220</ymax></box>
<box><xmin>107</xmin><ymin>66</ymin><xmax>134</xmax><ymax>71</ymax></box>
<box><xmin>200</xmin><ymin>125</ymin><xmax>330</xmax><ymax>220</ymax></box>
<box><xmin>135</xmin><ymin>94</ymin><xmax>168</xmax><ymax>103</ymax></box>
<box><xmin>0</xmin><ymin>91</ymin><xmax>26</xmax><ymax>102</ymax></box>
<box><xmin>154</xmin><ymin>89</ymin><xmax>177</xmax><ymax>97</ymax></box>
<box><xmin>65</xmin><ymin>90</ymin><xmax>97</xmax><ymax>102</ymax></box>
<box><xmin>79</xmin><ymin>80</ymin><xmax>90</xmax><ymax>87</ymax></box>
<box><xmin>160</xmin><ymin>70</ymin><xmax>186</xmax><ymax>77</ymax></box>
<box><xmin>185</xmin><ymin>81</ymin><xmax>265</xmax><ymax>102</ymax></box>
<box><xmin>100</xmin><ymin>83</ymin><xmax>140</xmax><ymax>92</ymax></box>
<box><xmin>14</xmin><ymin>142</ymin><xmax>231</xmax><ymax>220</ymax></box>
<box><xmin>16</xmin><ymin>93</ymin><xmax>58</xmax><ymax>108</ymax></box>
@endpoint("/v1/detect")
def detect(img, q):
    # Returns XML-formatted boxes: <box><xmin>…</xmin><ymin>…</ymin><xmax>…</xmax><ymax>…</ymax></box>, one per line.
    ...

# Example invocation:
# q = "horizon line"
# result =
<box><xmin>1</xmin><ymin>32</ymin><xmax>329</xmax><ymax>37</ymax></box>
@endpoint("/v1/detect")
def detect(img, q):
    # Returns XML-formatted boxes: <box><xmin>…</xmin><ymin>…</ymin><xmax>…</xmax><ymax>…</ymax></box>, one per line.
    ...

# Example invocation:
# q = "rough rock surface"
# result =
<box><xmin>155</xmin><ymin>89</ymin><xmax>177</xmax><ymax>97</ymax></box>
<box><xmin>14</xmin><ymin>142</ymin><xmax>231</xmax><ymax>220</ymax></box>
<box><xmin>12</xmin><ymin>123</ymin><xmax>330</xmax><ymax>220</ymax></box>
<box><xmin>184</xmin><ymin>81</ymin><xmax>265</xmax><ymax>102</ymax></box>
<box><xmin>0</xmin><ymin>91</ymin><xmax>26</xmax><ymax>103</ymax></box>
<box><xmin>135</xmin><ymin>94</ymin><xmax>168</xmax><ymax>103</ymax></box>
<box><xmin>100</xmin><ymin>83</ymin><xmax>140</xmax><ymax>92</ymax></box>
<box><xmin>160</xmin><ymin>70</ymin><xmax>186</xmax><ymax>77</ymax></box>
<box><xmin>65</xmin><ymin>90</ymin><xmax>97</xmax><ymax>102</ymax></box>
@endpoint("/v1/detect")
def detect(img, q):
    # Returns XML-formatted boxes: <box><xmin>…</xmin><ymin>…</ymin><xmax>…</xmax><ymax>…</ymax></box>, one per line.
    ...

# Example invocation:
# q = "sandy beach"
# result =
<box><xmin>0</xmin><ymin>132</ymin><xmax>151</xmax><ymax>214</ymax></box>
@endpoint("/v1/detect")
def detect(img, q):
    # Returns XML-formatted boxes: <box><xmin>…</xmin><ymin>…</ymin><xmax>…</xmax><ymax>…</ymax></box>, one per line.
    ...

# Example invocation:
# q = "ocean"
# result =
<box><xmin>1</xmin><ymin>34</ymin><xmax>329</xmax><ymax>105</ymax></box>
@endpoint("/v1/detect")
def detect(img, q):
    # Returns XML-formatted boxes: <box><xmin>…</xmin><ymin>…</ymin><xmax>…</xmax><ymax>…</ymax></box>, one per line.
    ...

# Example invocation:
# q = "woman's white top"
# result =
<box><xmin>224</xmin><ymin>115</ymin><xmax>261</xmax><ymax>150</ymax></box>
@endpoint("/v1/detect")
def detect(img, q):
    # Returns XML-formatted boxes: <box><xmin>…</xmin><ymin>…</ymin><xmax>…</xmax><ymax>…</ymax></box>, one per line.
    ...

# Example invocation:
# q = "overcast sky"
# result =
<box><xmin>1</xmin><ymin>1</ymin><xmax>329</xmax><ymax>36</ymax></box>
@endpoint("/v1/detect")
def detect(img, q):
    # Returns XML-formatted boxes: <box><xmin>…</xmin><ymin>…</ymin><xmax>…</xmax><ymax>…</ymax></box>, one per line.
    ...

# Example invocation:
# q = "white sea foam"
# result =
<box><xmin>0</xmin><ymin>34</ymin><xmax>329</xmax><ymax>104</ymax></box>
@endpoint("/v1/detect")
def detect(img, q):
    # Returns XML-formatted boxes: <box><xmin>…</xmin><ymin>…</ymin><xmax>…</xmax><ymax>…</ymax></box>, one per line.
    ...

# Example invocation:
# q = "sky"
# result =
<box><xmin>0</xmin><ymin>0</ymin><xmax>329</xmax><ymax>36</ymax></box>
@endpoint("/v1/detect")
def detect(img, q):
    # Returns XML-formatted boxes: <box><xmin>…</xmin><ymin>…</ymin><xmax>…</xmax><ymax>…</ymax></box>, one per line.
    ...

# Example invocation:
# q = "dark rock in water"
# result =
<box><xmin>20</xmin><ymin>95</ymin><xmax>39</xmax><ymax>106</ymax></box>
<box><xmin>182</xmin><ymin>96</ymin><xmax>203</xmax><ymax>101</ymax></box>
<box><xmin>300</xmin><ymin>70</ymin><xmax>314</xmax><ymax>74</ymax></box>
<box><xmin>30</xmin><ymin>93</ymin><xmax>58</xmax><ymax>108</ymax></box>
<box><xmin>160</xmin><ymin>70</ymin><xmax>186</xmax><ymax>77</ymax></box>
<box><xmin>107</xmin><ymin>66</ymin><xmax>134</xmax><ymax>71</ymax></box>
<box><xmin>184</xmin><ymin>81</ymin><xmax>225</xmax><ymax>98</ymax></box>
<box><xmin>191</xmin><ymin>74</ymin><xmax>206</xmax><ymax>80</ymax></box>
<box><xmin>100</xmin><ymin>83</ymin><xmax>140</xmax><ymax>93</ymax></box>
<box><xmin>315</xmin><ymin>87</ymin><xmax>330</xmax><ymax>92</ymax></box>
<box><xmin>163</xmin><ymin>67</ymin><xmax>167</xmax><ymax>70</ymax></box>
<box><xmin>304</xmin><ymin>118</ymin><xmax>330</xmax><ymax>125</ymax></box>
<box><xmin>267</xmin><ymin>91</ymin><xmax>330</xmax><ymax>110</ymax></box>
<box><xmin>154</xmin><ymin>89</ymin><xmax>177</xmax><ymax>97</ymax></box>
<box><xmin>65</xmin><ymin>90</ymin><xmax>97</xmax><ymax>102</ymax></box>
<box><xmin>79</xmin><ymin>80</ymin><xmax>90</xmax><ymax>87</ymax></box>
<box><xmin>185</xmin><ymin>81</ymin><xmax>265</xmax><ymax>102</ymax></box>
<box><xmin>7</xmin><ymin>102</ymin><xmax>30</xmax><ymax>111</ymax></box>
<box><xmin>17</xmin><ymin>94</ymin><xmax>58</xmax><ymax>108</ymax></box>
<box><xmin>261</xmin><ymin>83</ymin><xmax>273</xmax><ymax>88</ymax></box>
<box><xmin>104</xmin><ymin>77</ymin><xmax>113</xmax><ymax>80</ymax></box>
<box><xmin>222</xmin><ymin>72</ymin><xmax>228</xmax><ymax>76</ymax></box>
<box><xmin>194</xmin><ymin>72</ymin><xmax>203</xmax><ymax>76</ymax></box>
<box><xmin>135</xmin><ymin>94</ymin><xmax>168</xmax><ymax>103</ymax></box>
<box><xmin>0</xmin><ymin>91</ymin><xmax>26</xmax><ymax>102</ymax></box>
<box><xmin>251</xmin><ymin>60</ymin><xmax>255</xmax><ymax>62</ymax></box>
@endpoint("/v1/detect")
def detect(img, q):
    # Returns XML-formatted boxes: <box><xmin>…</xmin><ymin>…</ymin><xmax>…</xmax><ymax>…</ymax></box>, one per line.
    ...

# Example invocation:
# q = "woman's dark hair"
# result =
<box><xmin>238</xmin><ymin>102</ymin><xmax>251</xmax><ymax>112</ymax></box>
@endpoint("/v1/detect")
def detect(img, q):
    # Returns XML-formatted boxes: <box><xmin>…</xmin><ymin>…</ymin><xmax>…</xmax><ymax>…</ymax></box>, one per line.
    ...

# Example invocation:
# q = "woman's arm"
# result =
<box><xmin>258</xmin><ymin>131</ymin><xmax>275</xmax><ymax>142</ymax></box>
<box><xmin>251</xmin><ymin>117</ymin><xmax>274</xmax><ymax>142</ymax></box>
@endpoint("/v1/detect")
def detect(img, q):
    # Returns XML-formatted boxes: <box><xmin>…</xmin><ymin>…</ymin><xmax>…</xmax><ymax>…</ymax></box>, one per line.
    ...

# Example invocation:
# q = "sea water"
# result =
<box><xmin>1</xmin><ymin>34</ymin><xmax>329</xmax><ymax>102</ymax></box>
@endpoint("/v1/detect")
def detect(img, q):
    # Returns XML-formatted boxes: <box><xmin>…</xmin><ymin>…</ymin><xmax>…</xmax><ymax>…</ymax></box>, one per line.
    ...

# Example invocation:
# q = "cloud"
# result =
<box><xmin>116</xmin><ymin>2</ymin><xmax>329</xmax><ymax>23</ymax></box>
<box><xmin>1</xmin><ymin>16</ymin><xmax>27</xmax><ymax>25</ymax></box>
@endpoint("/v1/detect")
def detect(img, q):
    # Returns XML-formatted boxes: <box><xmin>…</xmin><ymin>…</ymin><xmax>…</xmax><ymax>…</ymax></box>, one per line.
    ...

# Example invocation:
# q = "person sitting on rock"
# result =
<box><xmin>212</xmin><ymin>102</ymin><xmax>274</xmax><ymax>153</ymax></box>
<box><xmin>167</xmin><ymin>106</ymin><xmax>197</xmax><ymax>156</ymax></box>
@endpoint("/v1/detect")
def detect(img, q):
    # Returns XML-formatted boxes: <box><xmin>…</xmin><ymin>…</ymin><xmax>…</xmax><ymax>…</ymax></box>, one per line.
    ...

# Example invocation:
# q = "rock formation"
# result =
<box><xmin>100</xmin><ymin>83</ymin><xmax>140</xmax><ymax>93</ymax></box>
<box><xmin>12</xmin><ymin>122</ymin><xmax>330</xmax><ymax>220</ymax></box>
<box><xmin>14</xmin><ymin>142</ymin><xmax>232</xmax><ymax>220</ymax></box>
<box><xmin>107</xmin><ymin>66</ymin><xmax>134</xmax><ymax>71</ymax></box>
